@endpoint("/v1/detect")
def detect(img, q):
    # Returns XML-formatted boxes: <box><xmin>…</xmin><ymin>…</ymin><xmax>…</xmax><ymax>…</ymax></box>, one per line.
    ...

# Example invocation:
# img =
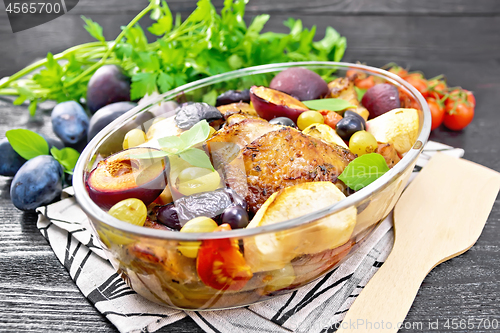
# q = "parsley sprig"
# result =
<box><xmin>0</xmin><ymin>0</ymin><xmax>347</xmax><ymax>115</ymax></box>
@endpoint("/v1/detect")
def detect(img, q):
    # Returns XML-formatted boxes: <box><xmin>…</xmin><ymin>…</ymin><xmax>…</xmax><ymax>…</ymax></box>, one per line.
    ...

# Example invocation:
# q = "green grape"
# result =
<box><xmin>123</xmin><ymin>128</ymin><xmax>147</xmax><ymax>149</ymax></box>
<box><xmin>297</xmin><ymin>110</ymin><xmax>324</xmax><ymax>130</ymax></box>
<box><xmin>208</xmin><ymin>126</ymin><xmax>216</xmax><ymax>138</ymax></box>
<box><xmin>178</xmin><ymin>216</ymin><xmax>218</xmax><ymax>258</ymax></box>
<box><xmin>177</xmin><ymin>167</ymin><xmax>221</xmax><ymax>196</ymax></box>
<box><xmin>349</xmin><ymin>130</ymin><xmax>378</xmax><ymax>156</ymax></box>
<box><xmin>264</xmin><ymin>263</ymin><xmax>296</xmax><ymax>293</ymax></box>
<box><xmin>108</xmin><ymin>198</ymin><xmax>147</xmax><ymax>226</ymax></box>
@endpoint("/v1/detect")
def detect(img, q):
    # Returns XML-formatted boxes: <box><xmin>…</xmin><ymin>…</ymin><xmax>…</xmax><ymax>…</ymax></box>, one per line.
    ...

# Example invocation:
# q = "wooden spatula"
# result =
<box><xmin>337</xmin><ymin>153</ymin><xmax>500</xmax><ymax>333</ymax></box>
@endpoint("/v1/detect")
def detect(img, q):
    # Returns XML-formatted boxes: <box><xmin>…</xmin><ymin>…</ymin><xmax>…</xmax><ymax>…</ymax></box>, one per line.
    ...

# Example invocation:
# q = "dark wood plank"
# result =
<box><xmin>1</xmin><ymin>1</ymin><xmax>499</xmax><ymax>332</ymax></box>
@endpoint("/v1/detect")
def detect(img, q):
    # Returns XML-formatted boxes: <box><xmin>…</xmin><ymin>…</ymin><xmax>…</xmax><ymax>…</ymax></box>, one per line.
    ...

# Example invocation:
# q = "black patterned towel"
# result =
<box><xmin>36</xmin><ymin>141</ymin><xmax>463</xmax><ymax>333</ymax></box>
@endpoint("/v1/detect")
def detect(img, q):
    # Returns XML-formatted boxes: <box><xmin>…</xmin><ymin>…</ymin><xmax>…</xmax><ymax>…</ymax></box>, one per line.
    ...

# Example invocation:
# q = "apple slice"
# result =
<box><xmin>244</xmin><ymin>182</ymin><xmax>356</xmax><ymax>272</ymax></box>
<box><xmin>250</xmin><ymin>86</ymin><xmax>309</xmax><ymax>122</ymax></box>
<box><xmin>86</xmin><ymin>147</ymin><xmax>167</xmax><ymax>209</ymax></box>
<box><xmin>366</xmin><ymin>108</ymin><xmax>419</xmax><ymax>155</ymax></box>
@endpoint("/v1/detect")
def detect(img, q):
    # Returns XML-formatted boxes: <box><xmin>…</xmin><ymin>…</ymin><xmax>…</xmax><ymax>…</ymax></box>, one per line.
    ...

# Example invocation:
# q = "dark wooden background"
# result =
<box><xmin>1</xmin><ymin>1</ymin><xmax>500</xmax><ymax>332</ymax></box>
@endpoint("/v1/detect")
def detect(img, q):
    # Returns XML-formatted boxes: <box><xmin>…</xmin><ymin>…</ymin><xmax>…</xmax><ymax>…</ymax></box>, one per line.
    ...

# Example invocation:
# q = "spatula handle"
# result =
<box><xmin>336</xmin><ymin>248</ymin><xmax>430</xmax><ymax>333</ymax></box>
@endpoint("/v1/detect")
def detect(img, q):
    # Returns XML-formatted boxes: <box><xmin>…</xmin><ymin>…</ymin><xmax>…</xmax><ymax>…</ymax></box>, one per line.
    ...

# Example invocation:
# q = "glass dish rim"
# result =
<box><xmin>73</xmin><ymin>61</ymin><xmax>431</xmax><ymax>241</ymax></box>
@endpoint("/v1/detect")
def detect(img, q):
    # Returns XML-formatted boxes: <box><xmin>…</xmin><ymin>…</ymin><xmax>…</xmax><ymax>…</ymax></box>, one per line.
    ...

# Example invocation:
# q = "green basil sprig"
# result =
<box><xmin>6</xmin><ymin>129</ymin><xmax>80</xmax><ymax>174</ymax></box>
<box><xmin>338</xmin><ymin>153</ymin><xmax>389</xmax><ymax>191</ymax></box>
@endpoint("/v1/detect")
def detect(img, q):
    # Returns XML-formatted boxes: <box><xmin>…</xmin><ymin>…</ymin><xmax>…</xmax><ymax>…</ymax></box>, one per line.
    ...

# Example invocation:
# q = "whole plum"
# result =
<box><xmin>270</xmin><ymin>67</ymin><xmax>329</xmax><ymax>101</ymax></box>
<box><xmin>0</xmin><ymin>138</ymin><xmax>26</xmax><ymax>176</ymax></box>
<box><xmin>361</xmin><ymin>83</ymin><xmax>401</xmax><ymax>119</ymax></box>
<box><xmin>86</xmin><ymin>65</ymin><xmax>131</xmax><ymax>114</ymax></box>
<box><xmin>87</xmin><ymin>101</ymin><xmax>137</xmax><ymax>141</ymax></box>
<box><xmin>216</xmin><ymin>89</ymin><xmax>251</xmax><ymax>106</ymax></box>
<box><xmin>51</xmin><ymin>101</ymin><xmax>89</xmax><ymax>145</ymax></box>
<box><xmin>10</xmin><ymin>155</ymin><xmax>63</xmax><ymax>211</ymax></box>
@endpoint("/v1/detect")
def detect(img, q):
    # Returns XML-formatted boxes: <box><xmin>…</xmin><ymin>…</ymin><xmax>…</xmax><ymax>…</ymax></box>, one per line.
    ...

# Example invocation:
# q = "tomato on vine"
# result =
<box><xmin>405</xmin><ymin>73</ymin><xmax>429</xmax><ymax>98</ymax></box>
<box><xmin>426</xmin><ymin>98</ymin><xmax>445</xmax><ymax>131</ymax></box>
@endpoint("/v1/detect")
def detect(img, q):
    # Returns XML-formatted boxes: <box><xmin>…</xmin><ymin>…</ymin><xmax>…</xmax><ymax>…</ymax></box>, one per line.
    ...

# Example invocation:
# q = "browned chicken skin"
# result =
<box><xmin>207</xmin><ymin>118</ymin><xmax>355</xmax><ymax>213</ymax></box>
<box><xmin>242</xmin><ymin>127</ymin><xmax>355</xmax><ymax>212</ymax></box>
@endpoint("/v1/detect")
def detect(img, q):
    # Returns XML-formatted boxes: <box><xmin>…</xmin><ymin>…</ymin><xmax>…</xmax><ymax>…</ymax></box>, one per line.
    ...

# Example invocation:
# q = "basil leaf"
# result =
<box><xmin>178</xmin><ymin>148</ymin><xmax>214</xmax><ymax>170</ymax></box>
<box><xmin>338</xmin><ymin>153</ymin><xmax>389</xmax><ymax>191</ymax></box>
<box><xmin>180</xmin><ymin>120</ymin><xmax>210</xmax><ymax>149</ymax></box>
<box><xmin>6</xmin><ymin>129</ymin><xmax>49</xmax><ymax>160</ymax></box>
<box><xmin>302</xmin><ymin>98</ymin><xmax>355</xmax><ymax>112</ymax></box>
<box><xmin>50</xmin><ymin>147</ymin><xmax>80</xmax><ymax>174</ymax></box>
<box><xmin>158</xmin><ymin>135</ymin><xmax>184</xmax><ymax>151</ymax></box>
<box><xmin>354</xmin><ymin>86</ymin><xmax>367</xmax><ymax>101</ymax></box>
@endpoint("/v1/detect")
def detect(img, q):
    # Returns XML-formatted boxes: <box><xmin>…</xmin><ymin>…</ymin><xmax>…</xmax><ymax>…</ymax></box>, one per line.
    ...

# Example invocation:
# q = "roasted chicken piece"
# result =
<box><xmin>242</xmin><ymin>127</ymin><xmax>355</xmax><ymax>213</ymax></box>
<box><xmin>376</xmin><ymin>142</ymin><xmax>401</xmax><ymax>168</ymax></box>
<box><xmin>327</xmin><ymin>77</ymin><xmax>369</xmax><ymax>120</ymax></box>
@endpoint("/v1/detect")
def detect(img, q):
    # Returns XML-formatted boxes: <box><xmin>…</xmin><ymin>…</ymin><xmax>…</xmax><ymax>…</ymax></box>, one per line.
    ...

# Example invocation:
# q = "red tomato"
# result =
<box><xmin>445</xmin><ymin>88</ymin><xmax>475</xmax><ymax>111</ymax></box>
<box><xmin>388</xmin><ymin>66</ymin><xmax>408</xmax><ymax>79</ymax></box>
<box><xmin>443</xmin><ymin>102</ymin><xmax>474</xmax><ymax>131</ymax></box>
<box><xmin>426</xmin><ymin>79</ymin><xmax>448</xmax><ymax>100</ymax></box>
<box><xmin>323</xmin><ymin>111</ymin><xmax>343</xmax><ymax>129</ymax></box>
<box><xmin>405</xmin><ymin>73</ymin><xmax>429</xmax><ymax>98</ymax></box>
<box><xmin>355</xmin><ymin>75</ymin><xmax>375</xmax><ymax>89</ymax></box>
<box><xmin>426</xmin><ymin>98</ymin><xmax>445</xmax><ymax>131</ymax></box>
<box><xmin>196</xmin><ymin>224</ymin><xmax>253</xmax><ymax>291</ymax></box>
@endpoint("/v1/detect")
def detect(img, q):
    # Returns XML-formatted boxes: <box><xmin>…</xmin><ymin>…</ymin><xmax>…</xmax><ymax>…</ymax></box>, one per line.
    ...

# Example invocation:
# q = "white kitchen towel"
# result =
<box><xmin>36</xmin><ymin>141</ymin><xmax>464</xmax><ymax>333</ymax></box>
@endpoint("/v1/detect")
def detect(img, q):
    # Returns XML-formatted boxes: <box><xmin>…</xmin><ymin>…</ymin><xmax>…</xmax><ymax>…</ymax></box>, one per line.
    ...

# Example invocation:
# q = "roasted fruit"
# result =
<box><xmin>156</xmin><ymin>203</ymin><xmax>181</xmax><ymax>230</ymax></box>
<box><xmin>51</xmin><ymin>101</ymin><xmax>89</xmax><ymax>145</ymax></box>
<box><xmin>87</xmin><ymin>102</ymin><xmax>137</xmax><ymax>141</ymax></box>
<box><xmin>10</xmin><ymin>155</ymin><xmax>63</xmax><ymax>211</ymax></box>
<box><xmin>0</xmin><ymin>137</ymin><xmax>26</xmax><ymax>177</ymax></box>
<box><xmin>269</xmin><ymin>116</ymin><xmax>297</xmax><ymax>128</ymax></box>
<box><xmin>173</xmin><ymin>188</ymin><xmax>239</xmax><ymax>224</ymax></box>
<box><xmin>86</xmin><ymin>65</ymin><xmax>131</xmax><ymax>114</ymax></box>
<box><xmin>249</xmin><ymin>86</ymin><xmax>309</xmax><ymax>122</ymax></box>
<box><xmin>361</xmin><ymin>83</ymin><xmax>401</xmax><ymax>119</ymax></box>
<box><xmin>220</xmin><ymin>205</ymin><xmax>249</xmax><ymax>229</ymax></box>
<box><xmin>335</xmin><ymin>116</ymin><xmax>364</xmax><ymax>141</ymax></box>
<box><xmin>217</xmin><ymin>102</ymin><xmax>258</xmax><ymax>119</ymax></box>
<box><xmin>302</xmin><ymin>123</ymin><xmax>348</xmax><ymax>149</ymax></box>
<box><xmin>216</xmin><ymin>89</ymin><xmax>251</xmax><ymax>106</ymax></box>
<box><xmin>349</xmin><ymin>131</ymin><xmax>378</xmax><ymax>156</ymax></box>
<box><xmin>86</xmin><ymin>147</ymin><xmax>167</xmax><ymax>209</ymax></box>
<box><xmin>296</xmin><ymin>110</ymin><xmax>324</xmax><ymax>130</ymax></box>
<box><xmin>108</xmin><ymin>198</ymin><xmax>147</xmax><ymax>226</ymax></box>
<box><xmin>366</xmin><ymin>108</ymin><xmax>419</xmax><ymax>154</ymax></box>
<box><xmin>241</xmin><ymin>127</ymin><xmax>356</xmax><ymax>212</ymax></box>
<box><xmin>244</xmin><ymin>182</ymin><xmax>356</xmax><ymax>272</ymax></box>
<box><xmin>174</xmin><ymin>102</ymin><xmax>223</xmax><ymax>129</ymax></box>
<box><xmin>269</xmin><ymin>67</ymin><xmax>329</xmax><ymax>101</ymax></box>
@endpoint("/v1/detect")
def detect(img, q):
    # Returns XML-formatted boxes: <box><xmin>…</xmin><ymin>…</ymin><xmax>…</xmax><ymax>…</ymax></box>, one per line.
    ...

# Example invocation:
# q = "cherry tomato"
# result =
<box><xmin>323</xmin><ymin>111</ymin><xmax>343</xmax><ymax>129</ymax></box>
<box><xmin>426</xmin><ymin>78</ymin><xmax>448</xmax><ymax>100</ymax></box>
<box><xmin>443</xmin><ymin>102</ymin><xmax>474</xmax><ymax>131</ymax></box>
<box><xmin>387</xmin><ymin>65</ymin><xmax>408</xmax><ymax>79</ymax></box>
<box><xmin>354</xmin><ymin>75</ymin><xmax>375</xmax><ymax>89</ymax></box>
<box><xmin>446</xmin><ymin>88</ymin><xmax>475</xmax><ymax>110</ymax></box>
<box><xmin>405</xmin><ymin>73</ymin><xmax>429</xmax><ymax>98</ymax></box>
<box><xmin>426</xmin><ymin>98</ymin><xmax>445</xmax><ymax>131</ymax></box>
<box><xmin>196</xmin><ymin>224</ymin><xmax>253</xmax><ymax>291</ymax></box>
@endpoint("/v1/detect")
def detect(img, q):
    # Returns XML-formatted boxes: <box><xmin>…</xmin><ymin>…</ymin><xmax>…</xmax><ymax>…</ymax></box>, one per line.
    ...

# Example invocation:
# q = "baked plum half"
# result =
<box><xmin>86</xmin><ymin>147</ymin><xmax>167</xmax><ymax>209</ymax></box>
<box><xmin>250</xmin><ymin>86</ymin><xmax>308</xmax><ymax>122</ymax></box>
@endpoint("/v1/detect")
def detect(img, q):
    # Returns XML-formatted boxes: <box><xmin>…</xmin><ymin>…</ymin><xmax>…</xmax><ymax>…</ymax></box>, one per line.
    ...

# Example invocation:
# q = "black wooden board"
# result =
<box><xmin>1</xmin><ymin>1</ymin><xmax>499</xmax><ymax>332</ymax></box>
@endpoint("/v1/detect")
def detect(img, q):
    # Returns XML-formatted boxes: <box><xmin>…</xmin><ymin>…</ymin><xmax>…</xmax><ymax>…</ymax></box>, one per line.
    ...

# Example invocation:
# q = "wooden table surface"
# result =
<box><xmin>1</xmin><ymin>1</ymin><xmax>499</xmax><ymax>332</ymax></box>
